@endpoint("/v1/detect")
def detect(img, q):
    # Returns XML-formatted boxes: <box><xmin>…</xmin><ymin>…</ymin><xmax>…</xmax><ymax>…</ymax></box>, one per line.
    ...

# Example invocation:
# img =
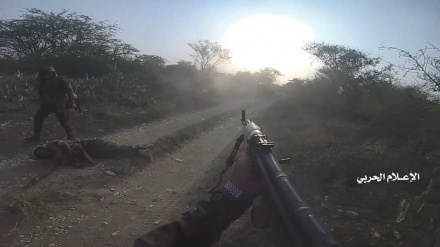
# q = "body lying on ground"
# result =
<box><xmin>28</xmin><ymin>138</ymin><xmax>154</xmax><ymax>188</ymax></box>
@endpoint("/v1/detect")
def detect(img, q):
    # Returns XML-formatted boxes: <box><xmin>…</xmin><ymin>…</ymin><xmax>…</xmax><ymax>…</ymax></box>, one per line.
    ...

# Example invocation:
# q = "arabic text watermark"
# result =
<box><xmin>356</xmin><ymin>173</ymin><xmax>420</xmax><ymax>184</ymax></box>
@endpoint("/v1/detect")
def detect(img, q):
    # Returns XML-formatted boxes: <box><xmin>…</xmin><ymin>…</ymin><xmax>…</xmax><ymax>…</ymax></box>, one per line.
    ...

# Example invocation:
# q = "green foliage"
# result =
<box><xmin>232</xmin><ymin>71</ymin><xmax>256</xmax><ymax>84</ymax></box>
<box><xmin>164</xmin><ymin>60</ymin><xmax>198</xmax><ymax>78</ymax></box>
<box><xmin>0</xmin><ymin>9</ymin><xmax>119</xmax><ymax>59</ymax></box>
<box><xmin>135</xmin><ymin>55</ymin><xmax>167</xmax><ymax>69</ymax></box>
<box><xmin>300</xmin><ymin>42</ymin><xmax>402</xmax><ymax>116</ymax></box>
<box><xmin>256</xmin><ymin>67</ymin><xmax>283</xmax><ymax>85</ymax></box>
<box><xmin>5</xmin><ymin>189</ymin><xmax>47</xmax><ymax>220</ymax></box>
<box><xmin>304</xmin><ymin>42</ymin><xmax>380</xmax><ymax>79</ymax></box>
<box><xmin>263</xmin><ymin>77</ymin><xmax>440</xmax><ymax>246</ymax></box>
<box><xmin>46</xmin><ymin>53</ymin><xmax>114</xmax><ymax>77</ymax></box>
<box><xmin>130</xmin><ymin>54</ymin><xmax>167</xmax><ymax>78</ymax></box>
<box><xmin>0</xmin><ymin>8</ymin><xmax>143</xmax><ymax>77</ymax></box>
<box><xmin>266</xmin><ymin>41</ymin><xmax>440</xmax><ymax>247</ymax></box>
<box><xmin>0</xmin><ymin>75</ymin><xmax>35</xmax><ymax>112</ymax></box>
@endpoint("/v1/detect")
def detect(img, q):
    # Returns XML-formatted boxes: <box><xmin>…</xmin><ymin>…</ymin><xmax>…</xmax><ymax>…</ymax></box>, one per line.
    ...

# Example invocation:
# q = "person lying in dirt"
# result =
<box><xmin>133</xmin><ymin>144</ymin><xmax>262</xmax><ymax>247</ymax></box>
<box><xmin>27</xmin><ymin>138</ymin><xmax>154</xmax><ymax>188</ymax></box>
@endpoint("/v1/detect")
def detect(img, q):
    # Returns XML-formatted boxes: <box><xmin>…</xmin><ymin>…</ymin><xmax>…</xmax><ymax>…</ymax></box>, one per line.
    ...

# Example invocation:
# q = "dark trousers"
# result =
<box><xmin>34</xmin><ymin>105</ymin><xmax>72</xmax><ymax>136</ymax></box>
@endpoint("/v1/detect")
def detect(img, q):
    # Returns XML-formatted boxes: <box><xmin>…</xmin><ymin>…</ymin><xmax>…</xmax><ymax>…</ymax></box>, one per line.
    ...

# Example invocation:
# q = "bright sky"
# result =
<box><xmin>1</xmin><ymin>0</ymin><xmax>439</xmax><ymax>84</ymax></box>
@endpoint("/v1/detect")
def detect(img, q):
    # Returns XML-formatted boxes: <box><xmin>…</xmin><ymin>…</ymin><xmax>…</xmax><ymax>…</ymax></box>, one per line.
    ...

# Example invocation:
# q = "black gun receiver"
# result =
<box><xmin>211</xmin><ymin>110</ymin><xmax>341</xmax><ymax>247</ymax></box>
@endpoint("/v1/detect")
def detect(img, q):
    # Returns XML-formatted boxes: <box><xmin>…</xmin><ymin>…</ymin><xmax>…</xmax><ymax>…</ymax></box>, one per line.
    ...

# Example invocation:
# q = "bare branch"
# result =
<box><xmin>380</xmin><ymin>45</ymin><xmax>440</xmax><ymax>91</ymax></box>
<box><xmin>187</xmin><ymin>40</ymin><xmax>231</xmax><ymax>73</ymax></box>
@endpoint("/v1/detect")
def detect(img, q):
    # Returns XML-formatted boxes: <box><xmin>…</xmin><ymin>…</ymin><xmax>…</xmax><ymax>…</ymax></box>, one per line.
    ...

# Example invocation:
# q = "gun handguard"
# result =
<box><xmin>242</xmin><ymin>110</ymin><xmax>341</xmax><ymax>247</ymax></box>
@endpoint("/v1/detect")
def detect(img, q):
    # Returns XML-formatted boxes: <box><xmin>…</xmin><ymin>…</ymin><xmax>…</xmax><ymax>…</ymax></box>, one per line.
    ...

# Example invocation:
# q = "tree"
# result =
<box><xmin>301</xmin><ymin>42</ymin><xmax>400</xmax><ymax>116</ymax></box>
<box><xmin>164</xmin><ymin>60</ymin><xmax>197</xmax><ymax>78</ymax></box>
<box><xmin>232</xmin><ymin>71</ymin><xmax>255</xmax><ymax>84</ymax></box>
<box><xmin>131</xmin><ymin>54</ymin><xmax>167</xmax><ymax>77</ymax></box>
<box><xmin>187</xmin><ymin>40</ymin><xmax>232</xmax><ymax>73</ymax></box>
<box><xmin>257</xmin><ymin>67</ymin><xmax>283</xmax><ymax>85</ymax></box>
<box><xmin>176</xmin><ymin>60</ymin><xmax>193</xmax><ymax>67</ymax></box>
<box><xmin>110</xmin><ymin>40</ymin><xmax>139</xmax><ymax>61</ymax></box>
<box><xmin>380</xmin><ymin>44</ymin><xmax>440</xmax><ymax>91</ymax></box>
<box><xmin>304</xmin><ymin>42</ymin><xmax>380</xmax><ymax>79</ymax></box>
<box><xmin>303</xmin><ymin>42</ymin><xmax>382</xmax><ymax>95</ymax></box>
<box><xmin>135</xmin><ymin>55</ymin><xmax>167</xmax><ymax>68</ymax></box>
<box><xmin>0</xmin><ymin>9</ymin><xmax>138</xmax><ymax>75</ymax></box>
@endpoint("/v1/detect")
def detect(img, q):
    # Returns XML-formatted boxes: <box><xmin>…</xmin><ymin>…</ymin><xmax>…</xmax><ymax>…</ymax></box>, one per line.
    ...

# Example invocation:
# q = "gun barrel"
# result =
<box><xmin>256</xmin><ymin>153</ymin><xmax>341</xmax><ymax>247</ymax></box>
<box><xmin>245</xmin><ymin>121</ymin><xmax>341</xmax><ymax>247</ymax></box>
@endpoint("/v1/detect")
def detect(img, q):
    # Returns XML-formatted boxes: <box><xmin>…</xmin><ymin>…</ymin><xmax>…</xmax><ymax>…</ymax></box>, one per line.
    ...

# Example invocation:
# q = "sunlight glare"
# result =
<box><xmin>221</xmin><ymin>15</ymin><xmax>314</xmax><ymax>76</ymax></box>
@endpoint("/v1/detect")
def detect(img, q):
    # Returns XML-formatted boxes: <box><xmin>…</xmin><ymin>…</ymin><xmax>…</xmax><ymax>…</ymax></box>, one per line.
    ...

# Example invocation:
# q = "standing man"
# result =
<box><xmin>26</xmin><ymin>66</ymin><xmax>76</xmax><ymax>142</ymax></box>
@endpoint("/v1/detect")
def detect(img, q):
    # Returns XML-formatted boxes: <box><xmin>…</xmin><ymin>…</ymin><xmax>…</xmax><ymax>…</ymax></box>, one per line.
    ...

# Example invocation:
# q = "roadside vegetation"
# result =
<box><xmin>0</xmin><ymin>9</ymin><xmax>280</xmax><ymax>150</ymax></box>
<box><xmin>220</xmin><ymin>42</ymin><xmax>440</xmax><ymax>247</ymax></box>
<box><xmin>1</xmin><ymin>8</ymin><xmax>440</xmax><ymax>247</ymax></box>
<box><xmin>0</xmin><ymin>9</ymin><xmax>282</xmax><ymax>227</ymax></box>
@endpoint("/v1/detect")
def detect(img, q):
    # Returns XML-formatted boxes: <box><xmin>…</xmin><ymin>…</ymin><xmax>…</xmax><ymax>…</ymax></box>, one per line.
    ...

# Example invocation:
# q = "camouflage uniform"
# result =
<box><xmin>44</xmin><ymin>140</ymin><xmax>95</xmax><ymax>168</ymax></box>
<box><xmin>28</xmin><ymin>139</ymin><xmax>154</xmax><ymax>188</ymax></box>
<box><xmin>396</xmin><ymin>168</ymin><xmax>440</xmax><ymax>247</ymax></box>
<box><xmin>27</xmin><ymin>66</ymin><xmax>76</xmax><ymax>142</ymax></box>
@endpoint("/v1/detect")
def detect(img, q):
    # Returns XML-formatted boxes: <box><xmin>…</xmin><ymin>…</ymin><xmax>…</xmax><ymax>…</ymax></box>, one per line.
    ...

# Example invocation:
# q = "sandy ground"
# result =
<box><xmin>0</xmin><ymin>98</ymin><xmax>276</xmax><ymax>247</ymax></box>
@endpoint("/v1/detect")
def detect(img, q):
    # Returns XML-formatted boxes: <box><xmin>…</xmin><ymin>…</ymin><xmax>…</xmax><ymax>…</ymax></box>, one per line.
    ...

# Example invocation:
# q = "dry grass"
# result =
<box><xmin>5</xmin><ymin>189</ymin><xmax>48</xmax><ymax>221</ymax></box>
<box><xmin>218</xmin><ymin>87</ymin><xmax>440</xmax><ymax>247</ymax></box>
<box><xmin>100</xmin><ymin>103</ymin><xmax>127</xmax><ymax>119</ymax></box>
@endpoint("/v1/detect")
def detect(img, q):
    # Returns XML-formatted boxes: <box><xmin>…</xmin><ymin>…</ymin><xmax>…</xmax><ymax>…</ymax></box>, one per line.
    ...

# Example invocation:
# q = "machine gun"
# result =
<box><xmin>209</xmin><ymin>110</ymin><xmax>341</xmax><ymax>247</ymax></box>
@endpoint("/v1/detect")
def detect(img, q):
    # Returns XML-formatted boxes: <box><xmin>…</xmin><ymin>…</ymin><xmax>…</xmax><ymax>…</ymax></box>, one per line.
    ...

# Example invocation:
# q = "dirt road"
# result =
<box><xmin>0</xmin><ymin>98</ymin><xmax>277</xmax><ymax>247</ymax></box>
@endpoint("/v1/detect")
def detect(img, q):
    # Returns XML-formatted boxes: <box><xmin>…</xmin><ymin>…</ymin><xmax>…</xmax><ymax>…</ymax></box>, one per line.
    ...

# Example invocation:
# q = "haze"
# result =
<box><xmin>1</xmin><ymin>0</ymin><xmax>439</xmax><ymax>83</ymax></box>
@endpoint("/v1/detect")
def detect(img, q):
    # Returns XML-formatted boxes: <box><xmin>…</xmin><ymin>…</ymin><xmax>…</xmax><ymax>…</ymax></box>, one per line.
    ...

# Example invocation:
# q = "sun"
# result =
<box><xmin>221</xmin><ymin>15</ymin><xmax>314</xmax><ymax>75</ymax></box>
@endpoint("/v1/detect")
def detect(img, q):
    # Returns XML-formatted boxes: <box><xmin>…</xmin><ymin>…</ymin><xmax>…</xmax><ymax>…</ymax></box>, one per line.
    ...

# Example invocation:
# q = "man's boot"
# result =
<box><xmin>25</xmin><ymin>132</ymin><xmax>41</xmax><ymax>143</ymax></box>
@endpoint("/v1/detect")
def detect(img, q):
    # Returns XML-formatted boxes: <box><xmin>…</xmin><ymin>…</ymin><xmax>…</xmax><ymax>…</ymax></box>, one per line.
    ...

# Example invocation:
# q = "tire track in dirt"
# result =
<box><xmin>102</xmin><ymin>98</ymin><xmax>256</xmax><ymax>146</ymax></box>
<box><xmin>1</xmin><ymin>98</ymin><xmax>275</xmax><ymax>247</ymax></box>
